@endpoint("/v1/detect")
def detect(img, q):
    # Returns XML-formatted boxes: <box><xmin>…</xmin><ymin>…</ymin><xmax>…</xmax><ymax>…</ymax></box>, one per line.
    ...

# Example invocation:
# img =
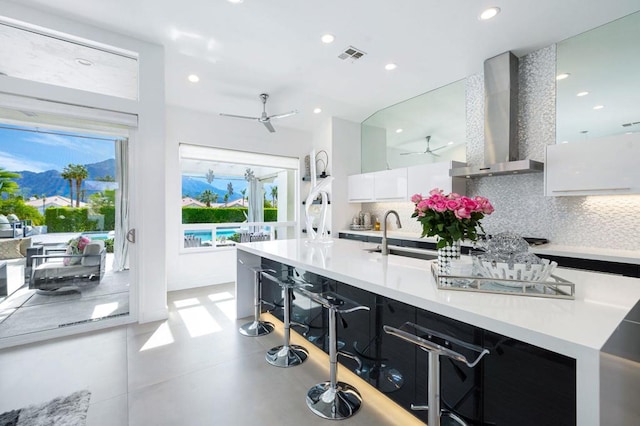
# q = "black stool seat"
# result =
<box><xmin>296</xmin><ymin>288</ymin><xmax>370</xmax><ymax>420</ymax></box>
<box><xmin>384</xmin><ymin>322</ymin><xmax>489</xmax><ymax>426</ymax></box>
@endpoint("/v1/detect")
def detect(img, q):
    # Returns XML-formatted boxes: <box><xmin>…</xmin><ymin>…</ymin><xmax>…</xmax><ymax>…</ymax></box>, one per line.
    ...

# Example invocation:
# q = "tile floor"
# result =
<box><xmin>0</xmin><ymin>283</ymin><xmax>418</xmax><ymax>425</ymax></box>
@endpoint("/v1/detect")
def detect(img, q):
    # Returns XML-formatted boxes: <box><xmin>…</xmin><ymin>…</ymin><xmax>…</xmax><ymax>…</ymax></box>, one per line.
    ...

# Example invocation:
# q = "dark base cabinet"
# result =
<box><xmin>259</xmin><ymin>258</ymin><xmax>577</xmax><ymax>425</ymax></box>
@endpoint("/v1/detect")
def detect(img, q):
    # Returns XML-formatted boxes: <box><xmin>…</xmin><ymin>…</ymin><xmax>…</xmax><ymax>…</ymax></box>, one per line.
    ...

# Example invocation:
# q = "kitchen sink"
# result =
<box><xmin>364</xmin><ymin>246</ymin><xmax>437</xmax><ymax>261</ymax></box>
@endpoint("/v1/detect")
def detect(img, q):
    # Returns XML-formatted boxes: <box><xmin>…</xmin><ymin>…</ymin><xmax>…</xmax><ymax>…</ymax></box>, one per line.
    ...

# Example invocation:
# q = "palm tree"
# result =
<box><xmin>60</xmin><ymin>165</ymin><xmax>74</xmax><ymax>206</ymax></box>
<box><xmin>212</xmin><ymin>193</ymin><xmax>219</xmax><ymax>205</ymax></box>
<box><xmin>0</xmin><ymin>168</ymin><xmax>20</xmax><ymax>196</ymax></box>
<box><xmin>271</xmin><ymin>186</ymin><xmax>278</xmax><ymax>208</ymax></box>
<box><xmin>240</xmin><ymin>189</ymin><xmax>246</xmax><ymax>207</ymax></box>
<box><xmin>199</xmin><ymin>190</ymin><xmax>216</xmax><ymax>207</ymax></box>
<box><xmin>71</xmin><ymin>164</ymin><xmax>89</xmax><ymax>207</ymax></box>
<box><xmin>205</xmin><ymin>169</ymin><xmax>215</xmax><ymax>184</ymax></box>
<box><xmin>223</xmin><ymin>193</ymin><xmax>229</xmax><ymax>206</ymax></box>
<box><xmin>227</xmin><ymin>182</ymin><xmax>234</xmax><ymax>201</ymax></box>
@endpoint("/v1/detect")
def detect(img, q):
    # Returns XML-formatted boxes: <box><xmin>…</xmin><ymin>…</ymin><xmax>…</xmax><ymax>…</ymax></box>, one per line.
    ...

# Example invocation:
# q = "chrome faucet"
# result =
<box><xmin>381</xmin><ymin>210</ymin><xmax>402</xmax><ymax>256</ymax></box>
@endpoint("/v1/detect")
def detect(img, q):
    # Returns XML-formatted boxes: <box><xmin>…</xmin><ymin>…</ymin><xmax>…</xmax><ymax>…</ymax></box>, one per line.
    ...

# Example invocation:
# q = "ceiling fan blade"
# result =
<box><xmin>400</xmin><ymin>151</ymin><xmax>423</xmax><ymax>156</ymax></box>
<box><xmin>430</xmin><ymin>145</ymin><xmax>448</xmax><ymax>152</ymax></box>
<box><xmin>262</xmin><ymin>120</ymin><xmax>276</xmax><ymax>133</ymax></box>
<box><xmin>219</xmin><ymin>113</ymin><xmax>260</xmax><ymax>120</ymax></box>
<box><xmin>269</xmin><ymin>110</ymin><xmax>298</xmax><ymax>120</ymax></box>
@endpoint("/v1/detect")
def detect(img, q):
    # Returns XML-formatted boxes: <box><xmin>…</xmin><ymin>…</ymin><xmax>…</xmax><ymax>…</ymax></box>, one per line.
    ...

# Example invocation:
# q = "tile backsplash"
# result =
<box><xmin>366</xmin><ymin>44</ymin><xmax>640</xmax><ymax>251</ymax></box>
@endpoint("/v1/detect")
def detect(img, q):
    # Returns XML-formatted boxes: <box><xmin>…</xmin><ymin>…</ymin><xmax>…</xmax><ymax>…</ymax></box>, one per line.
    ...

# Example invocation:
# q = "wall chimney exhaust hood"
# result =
<box><xmin>450</xmin><ymin>52</ymin><xmax>544</xmax><ymax>178</ymax></box>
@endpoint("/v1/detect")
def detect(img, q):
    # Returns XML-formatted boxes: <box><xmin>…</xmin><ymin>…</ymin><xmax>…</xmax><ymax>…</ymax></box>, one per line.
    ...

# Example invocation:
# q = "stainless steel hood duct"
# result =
<box><xmin>451</xmin><ymin>52</ymin><xmax>544</xmax><ymax>178</ymax></box>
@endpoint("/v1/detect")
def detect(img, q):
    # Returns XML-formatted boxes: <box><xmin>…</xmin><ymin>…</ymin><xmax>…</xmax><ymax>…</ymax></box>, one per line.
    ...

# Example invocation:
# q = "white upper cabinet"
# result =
<box><xmin>348</xmin><ymin>161</ymin><xmax>466</xmax><ymax>203</ymax></box>
<box><xmin>406</xmin><ymin>161</ymin><xmax>466</xmax><ymax>198</ymax></box>
<box><xmin>373</xmin><ymin>168</ymin><xmax>407</xmax><ymax>201</ymax></box>
<box><xmin>545</xmin><ymin>137</ymin><xmax>640</xmax><ymax>196</ymax></box>
<box><xmin>347</xmin><ymin>173</ymin><xmax>375</xmax><ymax>202</ymax></box>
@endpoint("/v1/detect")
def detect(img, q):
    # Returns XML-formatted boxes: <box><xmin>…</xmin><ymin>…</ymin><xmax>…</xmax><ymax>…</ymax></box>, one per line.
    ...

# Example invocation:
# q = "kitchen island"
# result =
<box><xmin>236</xmin><ymin>238</ymin><xmax>640</xmax><ymax>425</ymax></box>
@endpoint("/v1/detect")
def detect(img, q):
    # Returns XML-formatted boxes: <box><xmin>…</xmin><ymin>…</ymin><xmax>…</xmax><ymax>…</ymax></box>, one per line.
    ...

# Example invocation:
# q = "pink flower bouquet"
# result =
<box><xmin>410</xmin><ymin>188</ymin><xmax>494</xmax><ymax>248</ymax></box>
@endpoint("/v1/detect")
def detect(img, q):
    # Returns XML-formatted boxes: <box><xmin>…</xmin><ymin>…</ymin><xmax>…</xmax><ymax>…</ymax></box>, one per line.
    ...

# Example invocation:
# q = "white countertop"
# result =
<box><xmin>339</xmin><ymin>229</ymin><xmax>640</xmax><ymax>265</ymax></box>
<box><xmin>237</xmin><ymin>237</ymin><xmax>640</xmax><ymax>358</ymax></box>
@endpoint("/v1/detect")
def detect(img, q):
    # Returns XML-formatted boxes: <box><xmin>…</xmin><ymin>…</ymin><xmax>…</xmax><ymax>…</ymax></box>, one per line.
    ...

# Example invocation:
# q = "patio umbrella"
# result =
<box><xmin>247</xmin><ymin>178</ymin><xmax>264</xmax><ymax>234</ymax></box>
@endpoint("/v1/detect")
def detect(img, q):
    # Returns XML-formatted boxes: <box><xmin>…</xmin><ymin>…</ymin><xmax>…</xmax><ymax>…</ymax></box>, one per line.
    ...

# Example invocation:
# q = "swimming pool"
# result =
<box><xmin>81</xmin><ymin>231</ymin><xmax>115</xmax><ymax>241</ymax></box>
<box><xmin>184</xmin><ymin>229</ymin><xmax>239</xmax><ymax>241</ymax></box>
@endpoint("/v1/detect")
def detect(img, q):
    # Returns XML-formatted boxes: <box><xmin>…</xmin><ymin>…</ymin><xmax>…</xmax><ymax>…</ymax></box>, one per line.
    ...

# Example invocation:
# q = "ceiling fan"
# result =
<box><xmin>400</xmin><ymin>136</ymin><xmax>446</xmax><ymax>156</ymax></box>
<box><xmin>219</xmin><ymin>93</ymin><xmax>298</xmax><ymax>133</ymax></box>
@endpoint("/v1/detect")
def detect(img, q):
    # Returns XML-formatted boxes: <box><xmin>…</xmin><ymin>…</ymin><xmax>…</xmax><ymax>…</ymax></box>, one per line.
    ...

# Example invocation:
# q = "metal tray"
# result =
<box><xmin>431</xmin><ymin>262</ymin><xmax>575</xmax><ymax>300</ymax></box>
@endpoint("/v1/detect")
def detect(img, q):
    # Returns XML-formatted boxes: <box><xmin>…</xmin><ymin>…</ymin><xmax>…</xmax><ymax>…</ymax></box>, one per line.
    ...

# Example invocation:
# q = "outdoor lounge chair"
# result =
<box><xmin>29</xmin><ymin>240</ymin><xmax>106</xmax><ymax>293</ymax></box>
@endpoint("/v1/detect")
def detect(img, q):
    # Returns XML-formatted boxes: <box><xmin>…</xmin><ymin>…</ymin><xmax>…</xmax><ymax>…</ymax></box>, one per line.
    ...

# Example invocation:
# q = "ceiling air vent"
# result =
<box><xmin>338</xmin><ymin>46</ymin><xmax>366</xmax><ymax>61</ymax></box>
<box><xmin>621</xmin><ymin>121</ymin><xmax>640</xmax><ymax>127</ymax></box>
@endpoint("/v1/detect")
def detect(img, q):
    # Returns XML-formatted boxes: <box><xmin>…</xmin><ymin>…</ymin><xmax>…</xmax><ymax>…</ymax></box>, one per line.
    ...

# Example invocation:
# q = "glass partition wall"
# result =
<box><xmin>179</xmin><ymin>144</ymin><xmax>299</xmax><ymax>250</ymax></box>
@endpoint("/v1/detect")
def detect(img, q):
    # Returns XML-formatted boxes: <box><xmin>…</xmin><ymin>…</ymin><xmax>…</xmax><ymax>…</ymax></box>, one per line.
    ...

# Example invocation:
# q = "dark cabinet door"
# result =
<box><xmin>482</xmin><ymin>330</ymin><xmax>576</xmax><ymax>426</ymax></box>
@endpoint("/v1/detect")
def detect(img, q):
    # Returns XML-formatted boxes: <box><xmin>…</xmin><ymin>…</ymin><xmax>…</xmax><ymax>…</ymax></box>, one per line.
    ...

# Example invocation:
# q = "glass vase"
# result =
<box><xmin>437</xmin><ymin>240</ymin><xmax>461</xmax><ymax>276</ymax></box>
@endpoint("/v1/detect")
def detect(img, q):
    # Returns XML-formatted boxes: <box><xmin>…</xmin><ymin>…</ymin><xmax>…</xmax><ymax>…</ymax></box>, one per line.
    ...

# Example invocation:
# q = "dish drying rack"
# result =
<box><xmin>431</xmin><ymin>262</ymin><xmax>575</xmax><ymax>300</ymax></box>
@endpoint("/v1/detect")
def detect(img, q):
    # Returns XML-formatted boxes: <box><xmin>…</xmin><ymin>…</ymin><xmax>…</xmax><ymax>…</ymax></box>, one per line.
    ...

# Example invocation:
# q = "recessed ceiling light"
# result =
<box><xmin>313</xmin><ymin>107</ymin><xmax>322</xmax><ymax>114</ymax></box>
<box><xmin>227</xmin><ymin>0</ymin><xmax>243</xmax><ymax>3</ymax></box>
<box><xmin>321</xmin><ymin>34</ymin><xmax>335</xmax><ymax>44</ymax></box>
<box><xmin>187</xmin><ymin>74</ymin><xmax>200</xmax><ymax>83</ymax></box>
<box><xmin>448</xmin><ymin>141</ymin><xmax>454</xmax><ymax>145</ymax></box>
<box><xmin>577</xmin><ymin>91</ymin><xmax>589</xmax><ymax>97</ymax></box>
<box><xmin>479</xmin><ymin>7</ymin><xmax>501</xmax><ymax>20</ymax></box>
<box><xmin>75</xmin><ymin>58</ymin><xmax>93</xmax><ymax>66</ymax></box>
<box><xmin>593</xmin><ymin>105</ymin><xmax>604</xmax><ymax>110</ymax></box>
<box><xmin>556</xmin><ymin>73</ymin><xmax>570</xmax><ymax>80</ymax></box>
<box><xmin>395</xmin><ymin>128</ymin><xmax>403</xmax><ymax>133</ymax></box>
<box><xmin>561</xmin><ymin>140</ymin><xmax>569</xmax><ymax>144</ymax></box>
<box><xmin>385</xmin><ymin>63</ymin><xmax>397</xmax><ymax>71</ymax></box>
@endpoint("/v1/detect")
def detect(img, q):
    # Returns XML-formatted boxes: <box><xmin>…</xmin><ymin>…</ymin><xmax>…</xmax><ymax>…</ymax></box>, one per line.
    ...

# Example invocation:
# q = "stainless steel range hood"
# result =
<box><xmin>451</xmin><ymin>52</ymin><xmax>544</xmax><ymax>178</ymax></box>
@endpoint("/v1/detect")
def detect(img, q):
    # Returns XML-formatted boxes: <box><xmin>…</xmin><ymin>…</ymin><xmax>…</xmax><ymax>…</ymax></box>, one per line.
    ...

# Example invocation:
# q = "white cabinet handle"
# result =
<box><xmin>552</xmin><ymin>187</ymin><xmax>631</xmax><ymax>193</ymax></box>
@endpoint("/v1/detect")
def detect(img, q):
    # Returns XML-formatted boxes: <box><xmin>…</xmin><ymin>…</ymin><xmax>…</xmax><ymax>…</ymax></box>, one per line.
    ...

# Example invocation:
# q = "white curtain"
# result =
<box><xmin>113</xmin><ymin>138</ymin><xmax>129</xmax><ymax>271</ymax></box>
<box><xmin>247</xmin><ymin>178</ymin><xmax>264</xmax><ymax>234</ymax></box>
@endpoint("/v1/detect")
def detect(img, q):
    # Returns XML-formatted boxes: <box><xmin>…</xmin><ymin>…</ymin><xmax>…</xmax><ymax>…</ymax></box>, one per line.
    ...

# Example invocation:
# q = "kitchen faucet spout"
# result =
<box><xmin>381</xmin><ymin>210</ymin><xmax>402</xmax><ymax>256</ymax></box>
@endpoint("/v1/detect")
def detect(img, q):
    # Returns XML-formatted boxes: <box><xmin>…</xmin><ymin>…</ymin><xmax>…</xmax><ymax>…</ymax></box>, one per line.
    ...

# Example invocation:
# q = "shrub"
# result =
<box><xmin>0</xmin><ymin>198</ymin><xmax>44</xmax><ymax>225</ymax></box>
<box><xmin>45</xmin><ymin>207</ymin><xmax>99</xmax><ymax>232</ymax></box>
<box><xmin>100</xmin><ymin>206</ymin><xmax>115</xmax><ymax>230</ymax></box>
<box><xmin>104</xmin><ymin>238</ymin><xmax>114</xmax><ymax>253</ymax></box>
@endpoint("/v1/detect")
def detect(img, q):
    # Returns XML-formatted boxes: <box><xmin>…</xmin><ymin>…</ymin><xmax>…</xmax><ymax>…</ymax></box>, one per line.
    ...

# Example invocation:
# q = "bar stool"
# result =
<box><xmin>297</xmin><ymin>287</ymin><xmax>370</xmax><ymax>420</ymax></box>
<box><xmin>383</xmin><ymin>322</ymin><xmax>489</xmax><ymax>426</ymax></box>
<box><xmin>239</xmin><ymin>267</ymin><xmax>276</xmax><ymax>337</ymax></box>
<box><xmin>261</xmin><ymin>271</ymin><xmax>310</xmax><ymax>367</ymax></box>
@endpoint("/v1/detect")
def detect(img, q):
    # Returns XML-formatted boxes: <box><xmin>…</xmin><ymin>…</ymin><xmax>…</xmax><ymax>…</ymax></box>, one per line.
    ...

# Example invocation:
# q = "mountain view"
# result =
<box><xmin>12</xmin><ymin>159</ymin><xmax>116</xmax><ymax>198</ymax></box>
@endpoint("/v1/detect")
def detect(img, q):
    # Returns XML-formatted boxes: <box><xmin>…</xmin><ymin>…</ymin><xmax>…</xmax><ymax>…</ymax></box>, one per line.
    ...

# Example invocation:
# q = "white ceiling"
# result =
<box><xmin>5</xmin><ymin>0</ymin><xmax>640</xmax><ymax>134</ymax></box>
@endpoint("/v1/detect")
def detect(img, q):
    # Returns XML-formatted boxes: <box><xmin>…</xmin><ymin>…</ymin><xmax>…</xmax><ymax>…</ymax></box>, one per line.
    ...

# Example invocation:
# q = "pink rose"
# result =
<box><xmin>429</xmin><ymin>188</ymin><xmax>443</xmax><ymax>196</ymax></box>
<box><xmin>449</xmin><ymin>192</ymin><xmax>461</xmax><ymax>199</ymax></box>
<box><xmin>433</xmin><ymin>200</ymin><xmax>447</xmax><ymax>212</ymax></box>
<box><xmin>446</xmin><ymin>199</ymin><xmax>461</xmax><ymax>211</ymax></box>
<box><xmin>455</xmin><ymin>207</ymin><xmax>471</xmax><ymax>219</ymax></box>
<box><xmin>411</xmin><ymin>194</ymin><xmax>423</xmax><ymax>204</ymax></box>
<box><xmin>461</xmin><ymin>197</ymin><xmax>478</xmax><ymax>211</ymax></box>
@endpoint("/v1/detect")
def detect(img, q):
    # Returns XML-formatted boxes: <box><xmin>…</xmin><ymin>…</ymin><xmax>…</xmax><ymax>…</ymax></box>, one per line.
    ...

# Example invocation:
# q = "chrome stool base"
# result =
<box><xmin>265</xmin><ymin>344</ymin><xmax>309</xmax><ymax>367</ymax></box>
<box><xmin>440</xmin><ymin>411</ymin><xmax>467</xmax><ymax>426</ymax></box>
<box><xmin>306</xmin><ymin>381</ymin><xmax>363</xmax><ymax>420</ymax></box>
<box><xmin>239</xmin><ymin>320</ymin><xmax>274</xmax><ymax>337</ymax></box>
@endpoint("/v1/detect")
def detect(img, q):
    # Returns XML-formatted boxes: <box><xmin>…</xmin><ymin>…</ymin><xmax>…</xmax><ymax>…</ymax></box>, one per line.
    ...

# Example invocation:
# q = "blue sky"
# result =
<box><xmin>0</xmin><ymin>124</ymin><xmax>116</xmax><ymax>173</ymax></box>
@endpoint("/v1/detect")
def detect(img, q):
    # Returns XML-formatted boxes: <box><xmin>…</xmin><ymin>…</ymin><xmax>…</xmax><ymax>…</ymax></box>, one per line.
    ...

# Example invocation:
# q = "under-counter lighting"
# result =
<box><xmin>385</xmin><ymin>63</ymin><xmax>397</xmax><ymax>71</ymax></box>
<box><xmin>313</xmin><ymin>107</ymin><xmax>322</xmax><ymax>114</ymax></box>
<box><xmin>556</xmin><ymin>73</ymin><xmax>571</xmax><ymax>80</ymax></box>
<box><xmin>479</xmin><ymin>7</ymin><xmax>501</xmax><ymax>20</ymax></box>
<box><xmin>577</xmin><ymin>91</ymin><xmax>589</xmax><ymax>97</ymax></box>
<box><xmin>187</xmin><ymin>74</ymin><xmax>200</xmax><ymax>83</ymax></box>
<box><xmin>321</xmin><ymin>34</ymin><xmax>335</xmax><ymax>44</ymax></box>
<box><xmin>593</xmin><ymin>105</ymin><xmax>604</xmax><ymax>110</ymax></box>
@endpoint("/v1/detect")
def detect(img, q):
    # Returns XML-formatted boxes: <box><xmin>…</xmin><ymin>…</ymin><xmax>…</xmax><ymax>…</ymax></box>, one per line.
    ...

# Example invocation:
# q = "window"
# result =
<box><xmin>179</xmin><ymin>144</ymin><xmax>299</xmax><ymax>249</ymax></box>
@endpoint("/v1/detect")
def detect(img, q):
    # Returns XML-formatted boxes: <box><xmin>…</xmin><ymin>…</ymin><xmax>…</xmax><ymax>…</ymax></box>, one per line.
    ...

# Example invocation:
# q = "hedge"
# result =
<box><xmin>182</xmin><ymin>207</ymin><xmax>277</xmax><ymax>224</ymax></box>
<box><xmin>100</xmin><ymin>206</ymin><xmax>115</xmax><ymax>231</ymax></box>
<box><xmin>45</xmin><ymin>208</ymin><xmax>99</xmax><ymax>232</ymax></box>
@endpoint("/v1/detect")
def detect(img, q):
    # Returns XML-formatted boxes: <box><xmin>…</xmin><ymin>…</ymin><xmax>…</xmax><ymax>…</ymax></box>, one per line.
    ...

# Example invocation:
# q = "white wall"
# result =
<box><xmin>330</xmin><ymin>118</ymin><xmax>362</xmax><ymax>232</ymax></box>
<box><xmin>165</xmin><ymin>105</ymin><xmax>313</xmax><ymax>291</ymax></box>
<box><xmin>0</xmin><ymin>1</ymin><xmax>167</xmax><ymax>323</ymax></box>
